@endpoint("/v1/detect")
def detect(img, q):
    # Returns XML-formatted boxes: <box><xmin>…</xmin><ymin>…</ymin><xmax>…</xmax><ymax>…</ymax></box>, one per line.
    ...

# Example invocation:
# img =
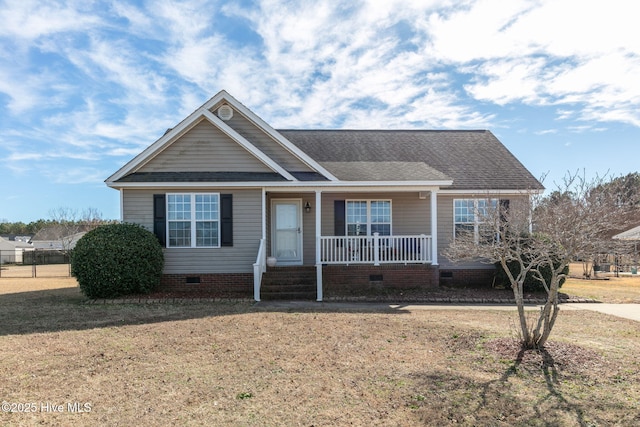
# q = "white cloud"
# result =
<box><xmin>1</xmin><ymin>0</ymin><xmax>639</xmax><ymax>185</ymax></box>
<box><xmin>0</xmin><ymin>0</ymin><xmax>101</xmax><ymax>40</ymax></box>
<box><xmin>464</xmin><ymin>57</ymin><xmax>550</xmax><ymax>105</ymax></box>
<box><xmin>535</xmin><ymin>129</ymin><xmax>558</xmax><ymax>136</ymax></box>
<box><xmin>44</xmin><ymin>166</ymin><xmax>107</xmax><ymax>185</ymax></box>
<box><xmin>428</xmin><ymin>0</ymin><xmax>640</xmax><ymax>126</ymax></box>
<box><xmin>218</xmin><ymin>0</ymin><xmax>491</xmax><ymax>129</ymax></box>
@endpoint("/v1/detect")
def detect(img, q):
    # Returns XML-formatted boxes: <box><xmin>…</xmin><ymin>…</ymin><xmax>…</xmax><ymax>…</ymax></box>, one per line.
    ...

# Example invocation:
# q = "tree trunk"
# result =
<box><xmin>535</xmin><ymin>275</ymin><xmax>561</xmax><ymax>347</ymax></box>
<box><xmin>511</xmin><ymin>280</ymin><xmax>532</xmax><ymax>346</ymax></box>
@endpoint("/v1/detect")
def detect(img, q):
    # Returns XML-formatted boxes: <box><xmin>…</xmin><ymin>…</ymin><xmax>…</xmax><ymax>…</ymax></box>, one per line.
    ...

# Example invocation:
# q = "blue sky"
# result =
<box><xmin>1</xmin><ymin>0</ymin><xmax>638</xmax><ymax>222</ymax></box>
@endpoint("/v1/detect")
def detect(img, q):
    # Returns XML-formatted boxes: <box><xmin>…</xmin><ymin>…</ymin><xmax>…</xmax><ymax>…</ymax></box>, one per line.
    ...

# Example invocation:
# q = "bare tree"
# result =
<box><xmin>47</xmin><ymin>207</ymin><xmax>104</xmax><ymax>251</ymax></box>
<box><xmin>445</xmin><ymin>172</ymin><xmax>639</xmax><ymax>349</ymax></box>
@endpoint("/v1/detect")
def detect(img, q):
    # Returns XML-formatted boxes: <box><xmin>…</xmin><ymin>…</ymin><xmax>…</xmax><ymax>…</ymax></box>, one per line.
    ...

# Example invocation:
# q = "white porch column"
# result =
<box><xmin>261</xmin><ymin>187</ymin><xmax>267</xmax><ymax>240</ymax></box>
<box><xmin>430</xmin><ymin>189</ymin><xmax>438</xmax><ymax>265</ymax></box>
<box><xmin>315</xmin><ymin>190</ymin><xmax>323</xmax><ymax>301</ymax></box>
<box><xmin>254</xmin><ymin>187</ymin><xmax>267</xmax><ymax>302</ymax></box>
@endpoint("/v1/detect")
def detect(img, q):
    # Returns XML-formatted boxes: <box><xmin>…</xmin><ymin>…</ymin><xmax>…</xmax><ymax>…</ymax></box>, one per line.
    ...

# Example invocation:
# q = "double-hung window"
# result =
<box><xmin>167</xmin><ymin>193</ymin><xmax>220</xmax><ymax>247</ymax></box>
<box><xmin>454</xmin><ymin>198</ymin><xmax>498</xmax><ymax>242</ymax></box>
<box><xmin>346</xmin><ymin>200</ymin><xmax>391</xmax><ymax>236</ymax></box>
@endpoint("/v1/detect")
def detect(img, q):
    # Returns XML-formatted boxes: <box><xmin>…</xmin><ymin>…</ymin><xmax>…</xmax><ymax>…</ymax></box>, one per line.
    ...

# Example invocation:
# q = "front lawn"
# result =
<box><xmin>0</xmin><ymin>278</ymin><xmax>638</xmax><ymax>426</ymax></box>
<box><xmin>564</xmin><ymin>262</ymin><xmax>640</xmax><ymax>303</ymax></box>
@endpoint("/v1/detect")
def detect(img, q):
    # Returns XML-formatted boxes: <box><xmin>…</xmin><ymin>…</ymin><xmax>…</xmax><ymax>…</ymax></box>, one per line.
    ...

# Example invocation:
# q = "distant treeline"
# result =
<box><xmin>0</xmin><ymin>219</ymin><xmax>117</xmax><ymax>236</ymax></box>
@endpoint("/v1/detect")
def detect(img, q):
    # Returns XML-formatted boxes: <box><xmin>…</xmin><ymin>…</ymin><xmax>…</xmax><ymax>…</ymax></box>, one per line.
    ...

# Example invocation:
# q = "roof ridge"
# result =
<box><xmin>277</xmin><ymin>129</ymin><xmax>489</xmax><ymax>133</ymax></box>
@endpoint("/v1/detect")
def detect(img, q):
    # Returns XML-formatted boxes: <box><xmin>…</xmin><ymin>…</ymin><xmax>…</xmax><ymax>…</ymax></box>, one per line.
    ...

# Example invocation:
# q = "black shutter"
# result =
<box><xmin>153</xmin><ymin>194</ymin><xmax>166</xmax><ymax>246</ymax></box>
<box><xmin>334</xmin><ymin>200</ymin><xmax>346</xmax><ymax>236</ymax></box>
<box><xmin>221</xmin><ymin>194</ymin><xmax>233</xmax><ymax>246</ymax></box>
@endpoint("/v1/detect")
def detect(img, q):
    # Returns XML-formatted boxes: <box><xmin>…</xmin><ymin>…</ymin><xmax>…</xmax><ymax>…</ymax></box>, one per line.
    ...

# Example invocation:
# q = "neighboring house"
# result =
<box><xmin>106</xmin><ymin>90</ymin><xmax>543</xmax><ymax>300</ymax></box>
<box><xmin>30</xmin><ymin>227</ymin><xmax>87</xmax><ymax>250</ymax></box>
<box><xmin>613</xmin><ymin>225</ymin><xmax>640</xmax><ymax>270</ymax></box>
<box><xmin>613</xmin><ymin>225</ymin><xmax>640</xmax><ymax>241</ymax></box>
<box><xmin>0</xmin><ymin>236</ymin><xmax>33</xmax><ymax>264</ymax></box>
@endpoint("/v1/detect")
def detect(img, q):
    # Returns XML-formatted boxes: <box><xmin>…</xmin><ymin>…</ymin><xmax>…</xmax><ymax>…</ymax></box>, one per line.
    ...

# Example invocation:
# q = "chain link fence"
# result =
<box><xmin>0</xmin><ymin>249</ymin><xmax>71</xmax><ymax>278</ymax></box>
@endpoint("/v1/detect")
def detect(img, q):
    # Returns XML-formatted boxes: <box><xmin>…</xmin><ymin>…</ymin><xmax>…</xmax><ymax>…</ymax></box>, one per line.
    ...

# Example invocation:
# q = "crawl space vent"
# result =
<box><xmin>217</xmin><ymin>104</ymin><xmax>233</xmax><ymax>120</ymax></box>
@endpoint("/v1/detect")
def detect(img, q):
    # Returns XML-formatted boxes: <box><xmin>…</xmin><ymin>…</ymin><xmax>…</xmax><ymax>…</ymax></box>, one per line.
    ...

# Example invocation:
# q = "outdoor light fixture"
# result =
<box><xmin>304</xmin><ymin>202</ymin><xmax>311</xmax><ymax>213</ymax></box>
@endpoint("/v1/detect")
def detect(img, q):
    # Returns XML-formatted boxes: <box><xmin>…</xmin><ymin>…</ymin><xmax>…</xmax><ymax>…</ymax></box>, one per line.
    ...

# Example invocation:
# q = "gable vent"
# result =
<box><xmin>217</xmin><ymin>104</ymin><xmax>234</xmax><ymax>120</ymax></box>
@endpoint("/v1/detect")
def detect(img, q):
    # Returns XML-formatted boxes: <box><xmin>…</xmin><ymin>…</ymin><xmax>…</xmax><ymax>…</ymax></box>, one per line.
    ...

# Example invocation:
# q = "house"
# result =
<box><xmin>613</xmin><ymin>225</ymin><xmax>640</xmax><ymax>241</ymax></box>
<box><xmin>0</xmin><ymin>236</ymin><xmax>33</xmax><ymax>264</ymax></box>
<box><xmin>106</xmin><ymin>90</ymin><xmax>543</xmax><ymax>300</ymax></box>
<box><xmin>30</xmin><ymin>227</ymin><xmax>88</xmax><ymax>250</ymax></box>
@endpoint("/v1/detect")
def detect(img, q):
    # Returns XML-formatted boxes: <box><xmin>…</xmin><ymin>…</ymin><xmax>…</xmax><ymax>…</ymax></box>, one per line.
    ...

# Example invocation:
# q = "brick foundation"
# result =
<box><xmin>438</xmin><ymin>268</ymin><xmax>496</xmax><ymax>288</ymax></box>
<box><xmin>159</xmin><ymin>273</ymin><xmax>253</xmax><ymax>297</ymax></box>
<box><xmin>322</xmin><ymin>264</ymin><xmax>439</xmax><ymax>296</ymax></box>
<box><xmin>157</xmin><ymin>265</ymin><xmax>497</xmax><ymax>298</ymax></box>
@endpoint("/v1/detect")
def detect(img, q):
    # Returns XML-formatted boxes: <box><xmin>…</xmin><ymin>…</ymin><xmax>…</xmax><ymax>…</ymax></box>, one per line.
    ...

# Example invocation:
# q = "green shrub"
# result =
<box><xmin>493</xmin><ymin>234</ymin><xmax>569</xmax><ymax>292</ymax></box>
<box><xmin>71</xmin><ymin>223</ymin><xmax>164</xmax><ymax>298</ymax></box>
<box><xmin>494</xmin><ymin>254</ymin><xmax>569</xmax><ymax>292</ymax></box>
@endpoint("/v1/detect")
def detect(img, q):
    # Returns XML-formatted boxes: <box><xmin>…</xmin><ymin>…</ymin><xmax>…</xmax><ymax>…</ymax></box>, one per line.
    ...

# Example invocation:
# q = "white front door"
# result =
<box><xmin>272</xmin><ymin>200</ymin><xmax>303</xmax><ymax>265</ymax></box>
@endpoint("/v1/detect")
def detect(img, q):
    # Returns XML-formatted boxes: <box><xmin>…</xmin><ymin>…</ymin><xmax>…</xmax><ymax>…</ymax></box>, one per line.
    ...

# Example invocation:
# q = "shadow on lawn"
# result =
<box><xmin>0</xmin><ymin>287</ymin><xmax>254</xmax><ymax>336</ymax></box>
<box><xmin>0</xmin><ymin>287</ymin><xmax>414</xmax><ymax>336</ymax></box>
<box><xmin>408</xmin><ymin>345</ymin><xmax>595</xmax><ymax>426</ymax></box>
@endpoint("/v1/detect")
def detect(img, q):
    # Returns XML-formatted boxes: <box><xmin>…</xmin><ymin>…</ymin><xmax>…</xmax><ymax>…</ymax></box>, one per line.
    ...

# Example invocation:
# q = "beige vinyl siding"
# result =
<box><xmin>222</xmin><ymin>110</ymin><xmax>313</xmax><ymax>172</ymax></box>
<box><xmin>269</xmin><ymin>192</ymin><xmax>430</xmax><ymax>266</ymax></box>
<box><xmin>436</xmin><ymin>195</ymin><xmax>456</xmax><ymax>268</ymax></box>
<box><xmin>436</xmin><ymin>194</ymin><xmax>531</xmax><ymax>268</ymax></box>
<box><xmin>138</xmin><ymin>119</ymin><xmax>272</xmax><ymax>173</ymax></box>
<box><xmin>122</xmin><ymin>189</ymin><xmax>155</xmax><ymax>231</ymax></box>
<box><xmin>319</xmin><ymin>192</ymin><xmax>431</xmax><ymax>237</ymax></box>
<box><xmin>123</xmin><ymin>188</ymin><xmax>263</xmax><ymax>274</ymax></box>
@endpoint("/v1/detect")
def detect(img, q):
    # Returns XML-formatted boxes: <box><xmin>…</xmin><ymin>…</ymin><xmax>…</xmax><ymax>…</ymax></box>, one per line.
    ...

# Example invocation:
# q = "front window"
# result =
<box><xmin>454</xmin><ymin>198</ymin><xmax>497</xmax><ymax>242</ymax></box>
<box><xmin>347</xmin><ymin>200</ymin><xmax>391</xmax><ymax>236</ymax></box>
<box><xmin>168</xmin><ymin>193</ymin><xmax>219</xmax><ymax>247</ymax></box>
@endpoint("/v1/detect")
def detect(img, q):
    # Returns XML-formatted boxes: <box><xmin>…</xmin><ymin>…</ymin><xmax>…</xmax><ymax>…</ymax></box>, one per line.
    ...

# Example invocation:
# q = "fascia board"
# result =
<box><xmin>438</xmin><ymin>189</ymin><xmax>544</xmax><ymax>195</ymax></box>
<box><xmin>106</xmin><ymin>111</ymin><xmax>211</xmax><ymax>183</ymax></box>
<box><xmin>107</xmin><ymin>180</ymin><xmax>453</xmax><ymax>190</ymax></box>
<box><xmin>201</xmin><ymin>110</ymin><xmax>296</xmax><ymax>181</ymax></box>
<box><xmin>107</xmin><ymin>90</ymin><xmax>239</xmax><ymax>184</ymax></box>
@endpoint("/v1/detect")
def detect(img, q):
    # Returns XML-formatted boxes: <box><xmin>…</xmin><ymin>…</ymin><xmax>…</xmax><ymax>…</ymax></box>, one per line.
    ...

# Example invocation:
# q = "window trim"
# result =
<box><xmin>453</xmin><ymin>198</ymin><xmax>498</xmax><ymax>243</ymax></box>
<box><xmin>167</xmin><ymin>192</ymin><xmax>221</xmax><ymax>248</ymax></box>
<box><xmin>345</xmin><ymin>199</ymin><xmax>392</xmax><ymax>236</ymax></box>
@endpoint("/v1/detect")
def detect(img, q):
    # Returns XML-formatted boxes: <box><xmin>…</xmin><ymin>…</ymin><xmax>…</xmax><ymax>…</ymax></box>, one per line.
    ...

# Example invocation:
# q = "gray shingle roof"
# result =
<box><xmin>278</xmin><ymin>130</ymin><xmax>544</xmax><ymax>190</ymax></box>
<box><xmin>319</xmin><ymin>161</ymin><xmax>451</xmax><ymax>181</ymax></box>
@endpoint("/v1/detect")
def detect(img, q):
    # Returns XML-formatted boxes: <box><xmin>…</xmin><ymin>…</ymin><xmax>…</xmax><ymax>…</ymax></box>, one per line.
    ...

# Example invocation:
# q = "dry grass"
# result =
<box><xmin>564</xmin><ymin>263</ymin><xmax>640</xmax><ymax>303</ymax></box>
<box><xmin>0</xmin><ymin>278</ymin><xmax>639</xmax><ymax>426</ymax></box>
<box><xmin>0</xmin><ymin>263</ymin><xmax>71</xmax><ymax>279</ymax></box>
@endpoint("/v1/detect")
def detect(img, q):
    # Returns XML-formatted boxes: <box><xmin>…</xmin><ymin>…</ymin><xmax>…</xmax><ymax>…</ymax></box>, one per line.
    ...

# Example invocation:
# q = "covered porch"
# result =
<box><xmin>253</xmin><ymin>188</ymin><xmax>440</xmax><ymax>301</ymax></box>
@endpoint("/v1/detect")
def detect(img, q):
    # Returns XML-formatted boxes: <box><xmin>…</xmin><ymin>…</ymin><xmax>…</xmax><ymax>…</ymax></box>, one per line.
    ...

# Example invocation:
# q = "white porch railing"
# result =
<box><xmin>252</xmin><ymin>238</ymin><xmax>266</xmax><ymax>301</ymax></box>
<box><xmin>318</xmin><ymin>233</ymin><xmax>432</xmax><ymax>266</ymax></box>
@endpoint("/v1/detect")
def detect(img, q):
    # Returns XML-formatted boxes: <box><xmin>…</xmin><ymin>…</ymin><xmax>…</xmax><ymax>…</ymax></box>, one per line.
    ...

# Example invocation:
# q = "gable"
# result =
<box><xmin>138</xmin><ymin>119</ymin><xmax>272</xmax><ymax>174</ymax></box>
<box><xmin>107</xmin><ymin>90</ymin><xmax>337</xmax><ymax>185</ymax></box>
<box><xmin>210</xmin><ymin>101</ymin><xmax>313</xmax><ymax>173</ymax></box>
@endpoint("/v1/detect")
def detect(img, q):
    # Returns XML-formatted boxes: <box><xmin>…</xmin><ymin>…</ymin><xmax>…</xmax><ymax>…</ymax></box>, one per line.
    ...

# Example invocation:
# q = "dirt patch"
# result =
<box><xmin>484</xmin><ymin>338</ymin><xmax>606</xmax><ymax>376</ymax></box>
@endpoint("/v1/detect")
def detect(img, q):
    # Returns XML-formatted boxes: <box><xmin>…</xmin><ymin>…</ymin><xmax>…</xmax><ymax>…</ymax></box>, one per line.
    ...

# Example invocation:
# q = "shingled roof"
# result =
<box><xmin>278</xmin><ymin>129</ymin><xmax>544</xmax><ymax>190</ymax></box>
